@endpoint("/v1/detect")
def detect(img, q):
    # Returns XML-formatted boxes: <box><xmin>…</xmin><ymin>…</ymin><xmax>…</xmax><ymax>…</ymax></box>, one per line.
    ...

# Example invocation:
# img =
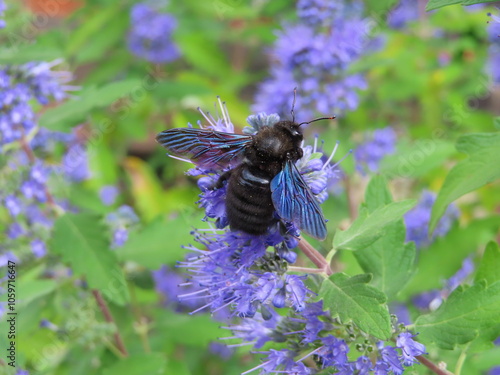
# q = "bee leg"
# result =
<box><xmin>215</xmin><ymin>169</ymin><xmax>233</xmax><ymax>189</ymax></box>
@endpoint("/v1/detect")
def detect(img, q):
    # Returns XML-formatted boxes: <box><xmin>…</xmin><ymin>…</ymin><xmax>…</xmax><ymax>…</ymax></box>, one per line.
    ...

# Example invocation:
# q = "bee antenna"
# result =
<box><xmin>291</xmin><ymin>87</ymin><xmax>297</xmax><ymax>123</ymax></box>
<box><xmin>298</xmin><ymin>116</ymin><xmax>336</xmax><ymax>126</ymax></box>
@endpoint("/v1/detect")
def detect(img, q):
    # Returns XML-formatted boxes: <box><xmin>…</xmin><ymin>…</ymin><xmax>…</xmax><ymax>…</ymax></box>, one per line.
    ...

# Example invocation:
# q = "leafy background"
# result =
<box><xmin>1</xmin><ymin>0</ymin><xmax>500</xmax><ymax>374</ymax></box>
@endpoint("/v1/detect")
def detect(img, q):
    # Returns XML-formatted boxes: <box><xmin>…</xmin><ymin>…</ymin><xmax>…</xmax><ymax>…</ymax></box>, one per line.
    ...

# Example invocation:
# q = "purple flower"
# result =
<box><xmin>488</xmin><ymin>12</ymin><xmax>500</xmax><ymax>43</ymax></box>
<box><xmin>62</xmin><ymin>144</ymin><xmax>90</xmax><ymax>182</ymax></box>
<box><xmin>152</xmin><ymin>265</ymin><xmax>207</xmax><ymax>311</ymax></box>
<box><xmin>0</xmin><ymin>1</ymin><xmax>6</xmax><ymax>29</ymax></box>
<box><xmin>31</xmin><ymin>239</ymin><xmax>47</xmax><ymax>258</ymax></box>
<box><xmin>112</xmin><ymin>228</ymin><xmax>128</xmax><ymax>248</ymax></box>
<box><xmin>4</xmin><ymin>195</ymin><xmax>22</xmax><ymax>216</ymax></box>
<box><xmin>404</xmin><ymin>190</ymin><xmax>460</xmax><ymax>249</ymax></box>
<box><xmin>396</xmin><ymin>332</ymin><xmax>426</xmax><ymax>366</ymax></box>
<box><xmin>387</xmin><ymin>0</ymin><xmax>419</xmax><ymax>29</ymax></box>
<box><xmin>488</xmin><ymin>45</ymin><xmax>500</xmax><ymax>85</ymax></box>
<box><xmin>413</xmin><ymin>257</ymin><xmax>474</xmax><ymax>311</ymax></box>
<box><xmin>378</xmin><ymin>345</ymin><xmax>404</xmax><ymax>375</ymax></box>
<box><xmin>99</xmin><ymin>185</ymin><xmax>119</xmax><ymax>206</ymax></box>
<box><xmin>253</xmin><ymin>1</ymin><xmax>373</xmax><ymax>120</ymax></box>
<box><xmin>316</xmin><ymin>336</ymin><xmax>349</xmax><ymax>368</ymax></box>
<box><xmin>489</xmin><ymin>366</ymin><xmax>500</xmax><ymax>375</ymax></box>
<box><xmin>127</xmin><ymin>3</ymin><xmax>180</xmax><ymax>64</ymax></box>
<box><xmin>355</xmin><ymin>127</ymin><xmax>397</xmax><ymax>174</ymax></box>
<box><xmin>209</xmin><ymin>342</ymin><xmax>234</xmax><ymax>360</ymax></box>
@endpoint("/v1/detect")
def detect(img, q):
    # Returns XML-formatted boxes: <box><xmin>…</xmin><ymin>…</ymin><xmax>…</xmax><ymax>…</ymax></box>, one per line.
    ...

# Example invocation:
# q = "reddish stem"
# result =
<box><xmin>92</xmin><ymin>290</ymin><xmax>128</xmax><ymax>357</ymax></box>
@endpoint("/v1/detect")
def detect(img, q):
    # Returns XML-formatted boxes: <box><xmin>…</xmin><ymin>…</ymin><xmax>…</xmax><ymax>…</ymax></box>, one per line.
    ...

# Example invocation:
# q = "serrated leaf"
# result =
<box><xmin>430</xmin><ymin>132</ymin><xmax>500</xmax><ymax>232</ymax></box>
<box><xmin>354</xmin><ymin>176</ymin><xmax>416</xmax><ymax>299</ymax></box>
<box><xmin>415</xmin><ymin>280</ymin><xmax>500</xmax><ymax>349</ymax></box>
<box><xmin>318</xmin><ymin>273</ymin><xmax>391</xmax><ymax>339</ymax></box>
<box><xmin>426</xmin><ymin>0</ymin><xmax>497</xmax><ymax>11</ymax></box>
<box><xmin>117</xmin><ymin>214</ymin><xmax>201</xmax><ymax>269</ymax></box>
<box><xmin>333</xmin><ymin>199</ymin><xmax>416</xmax><ymax>251</ymax></box>
<box><xmin>39</xmin><ymin>79</ymin><xmax>142</xmax><ymax>131</ymax></box>
<box><xmin>102</xmin><ymin>353</ymin><xmax>166</xmax><ymax>375</ymax></box>
<box><xmin>475</xmin><ymin>242</ymin><xmax>500</xmax><ymax>285</ymax></box>
<box><xmin>51</xmin><ymin>213</ymin><xmax>129</xmax><ymax>305</ymax></box>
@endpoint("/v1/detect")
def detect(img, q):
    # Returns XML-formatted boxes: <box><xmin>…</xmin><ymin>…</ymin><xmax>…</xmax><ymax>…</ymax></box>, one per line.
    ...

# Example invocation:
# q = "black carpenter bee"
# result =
<box><xmin>156</xmin><ymin>96</ymin><xmax>334</xmax><ymax>240</ymax></box>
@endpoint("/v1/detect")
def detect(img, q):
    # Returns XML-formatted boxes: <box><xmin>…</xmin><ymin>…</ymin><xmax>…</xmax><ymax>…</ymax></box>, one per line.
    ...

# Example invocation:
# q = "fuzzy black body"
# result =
<box><xmin>156</xmin><ymin>117</ymin><xmax>328</xmax><ymax>239</ymax></box>
<box><xmin>222</xmin><ymin>121</ymin><xmax>303</xmax><ymax>235</ymax></box>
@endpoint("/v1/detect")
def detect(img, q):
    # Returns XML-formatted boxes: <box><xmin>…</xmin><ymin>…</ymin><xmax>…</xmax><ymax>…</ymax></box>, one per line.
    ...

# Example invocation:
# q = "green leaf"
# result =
<box><xmin>51</xmin><ymin>213</ymin><xmax>129</xmax><ymax>305</ymax></box>
<box><xmin>318</xmin><ymin>273</ymin><xmax>391</xmax><ymax>339</ymax></box>
<box><xmin>475</xmin><ymin>242</ymin><xmax>500</xmax><ymax>285</ymax></box>
<box><xmin>426</xmin><ymin>0</ymin><xmax>462</xmax><ymax>10</ymax></box>
<box><xmin>333</xmin><ymin>199</ymin><xmax>416</xmax><ymax>251</ymax></box>
<box><xmin>102</xmin><ymin>353</ymin><xmax>167</xmax><ymax>375</ymax></box>
<box><xmin>354</xmin><ymin>176</ymin><xmax>416</xmax><ymax>300</ymax></box>
<box><xmin>426</xmin><ymin>0</ymin><xmax>497</xmax><ymax>11</ymax></box>
<box><xmin>415</xmin><ymin>280</ymin><xmax>500</xmax><ymax>349</ymax></box>
<box><xmin>430</xmin><ymin>132</ymin><xmax>500</xmax><ymax>232</ymax></box>
<box><xmin>0</xmin><ymin>46</ymin><xmax>63</xmax><ymax>64</ymax></box>
<box><xmin>39</xmin><ymin>79</ymin><xmax>142</xmax><ymax>131</ymax></box>
<box><xmin>401</xmin><ymin>217</ymin><xmax>500</xmax><ymax>298</ymax></box>
<box><xmin>15</xmin><ymin>279</ymin><xmax>57</xmax><ymax>309</ymax></box>
<box><xmin>154</xmin><ymin>309</ymin><xmax>225</xmax><ymax>347</ymax></box>
<box><xmin>177</xmin><ymin>33</ymin><xmax>232</xmax><ymax>78</ymax></box>
<box><xmin>117</xmin><ymin>214</ymin><xmax>201</xmax><ymax>269</ymax></box>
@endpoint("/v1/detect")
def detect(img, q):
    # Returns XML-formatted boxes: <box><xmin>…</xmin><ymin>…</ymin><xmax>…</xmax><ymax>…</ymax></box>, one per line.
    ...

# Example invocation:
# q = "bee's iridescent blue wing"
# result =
<box><xmin>270</xmin><ymin>159</ymin><xmax>327</xmax><ymax>240</ymax></box>
<box><xmin>156</xmin><ymin>128</ymin><xmax>253</xmax><ymax>169</ymax></box>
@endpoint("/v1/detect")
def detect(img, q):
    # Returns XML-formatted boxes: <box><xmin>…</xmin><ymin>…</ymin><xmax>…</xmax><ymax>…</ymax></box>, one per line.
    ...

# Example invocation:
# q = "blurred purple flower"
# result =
<box><xmin>99</xmin><ymin>185</ymin><xmax>119</xmax><ymax>206</ymax></box>
<box><xmin>31</xmin><ymin>239</ymin><xmax>47</xmax><ymax>258</ymax></box>
<box><xmin>488</xmin><ymin>46</ymin><xmax>500</xmax><ymax>84</ymax></box>
<box><xmin>404</xmin><ymin>190</ymin><xmax>460</xmax><ymax>249</ymax></box>
<box><xmin>62</xmin><ymin>144</ymin><xmax>90</xmax><ymax>182</ymax></box>
<box><xmin>209</xmin><ymin>342</ymin><xmax>234</xmax><ymax>360</ymax></box>
<box><xmin>112</xmin><ymin>228</ymin><xmax>128</xmax><ymax>248</ymax></box>
<box><xmin>152</xmin><ymin>265</ymin><xmax>207</xmax><ymax>311</ymax></box>
<box><xmin>253</xmin><ymin>1</ymin><xmax>373</xmax><ymax>121</ymax></box>
<box><xmin>0</xmin><ymin>60</ymin><xmax>73</xmax><ymax>147</ymax></box>
<box><xmin>127</xmin><ymin>3</ymin><xmax>180</xmax><ymax>64</ymax></box>
<box><xmin>387</xmin><ymin>0</ymin><xmax>419</xmax><ymax>29</ymax></box>
<box><xmin>413</xmin><ymin>257</ymin><xmax>474</xmax><ymax>311</ymax></box>
<box><xmin>354</xmin><ymin>127</ymin><xmax>397</xmax><ymax>174</ymax></box>
<box><xmin>4</xmin><ymin>195</ymin><xmax>22</xmax><ymax>216</ymax></box>
<box><xmin>396</xmin><ymin>332</ymin><xmax>427</xmax><ymax>366</ymax></box>
<box><xmin>0</xmin><ymin>1</ymin><xmax>5</xmax><ymax>28</ymax></box>
<box><xmin>488</xmin><ymin>12</ymin><xmax>500</xmax><ymax>43</ymax></box>
<box><xmin>105</xmin><ymin>205</ymin><xmax>139</xmax><ymax>248</ymax></box>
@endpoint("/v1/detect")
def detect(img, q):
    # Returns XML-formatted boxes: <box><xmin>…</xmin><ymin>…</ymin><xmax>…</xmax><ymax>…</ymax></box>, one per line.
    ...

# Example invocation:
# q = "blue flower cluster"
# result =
<box><xmin>0</xmin><ymin>0</ymin><xmax>6</xmax><ymax>28</ymax></box>
<box><xmin>404</xmin><ymin>190</ymin><xmax>460</xmax><ymax>249</ymax></box>
<box><xmin>105</xmin><ymin>205</ymin><xmax>139</xmax><ymax>248</ymax></box>
<box><xmin>354</xmin><ymin>126</ymin><xmax>397</xmax><ymax>174</ymax></box>
<box><xmin>0</xmin><ymin>60</ymin><xmax>73</xmax><ymax>147</ymax></box>
<box><xmin>226</xmin><ymin>301</ymin><xmax>426</xmax><ymax>374</ymax></box>
<box><xmin>488</xmin><ymin>12</ymin><xmax>500</xmax><ymax>84</ymax></box>
<box><xmin>0</xmin><ymin>61</ymin><xmax>90</xmax><ymax>260</ymax></box>
<box><xmin>387</xmin><ymin>0</ymin><xmax>419</xmax><ymax>30</ymax></box>
<box><xmin>159</xmin><ymin>100</ymin><xmax>427</xmax><ymax>374</ymax></box>
<box><xmin>127</xmin><ymin>3</ymin><xmax>180</xmax><ymax>64</ymax></box>
<box><xmin>253</xmin><ymin>0</ymin><xmax>373</xmax><ymax>122</ymax></box>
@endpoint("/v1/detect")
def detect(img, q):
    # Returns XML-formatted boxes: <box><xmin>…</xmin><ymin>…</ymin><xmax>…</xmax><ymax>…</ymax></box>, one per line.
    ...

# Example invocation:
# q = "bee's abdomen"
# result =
<box><xmin>226</xmin><ymin>166</ymin><xmax>274</xmax><ymax>235</ymax></box>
